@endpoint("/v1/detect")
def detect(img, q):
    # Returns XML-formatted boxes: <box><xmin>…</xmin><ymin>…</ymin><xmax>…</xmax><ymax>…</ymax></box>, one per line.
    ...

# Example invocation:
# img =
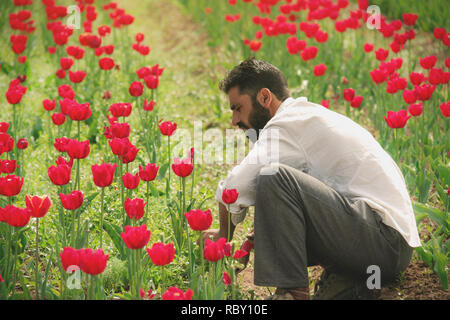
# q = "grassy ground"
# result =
<box><xmin>121</xmin><ymin>0</ymin><xmax>449</xmax><ymax>300</ymax></box>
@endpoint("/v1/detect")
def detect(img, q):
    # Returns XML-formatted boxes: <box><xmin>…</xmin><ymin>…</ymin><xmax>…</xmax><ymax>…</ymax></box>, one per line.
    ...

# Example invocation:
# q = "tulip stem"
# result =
<box><xmin>167</xmin><ymin>135</ymin><xmax>171</xmax><ymax>187</ymax></box>
<box><xmin>71</xmin><ymin>209</ymin><xmax>76</xmax><ymax>247</ymax></box>
<box><xmin>35</xmin><ymin>218</ymin><xmax>40</xmax><ymax>299</ymax></box>
<box><xmin>145</xmin><ymin>181</ymin><xmax>149</xmax><ymax>225</ymax></box>
<box><xmin>100</xmin><ymin>187</ymin><xmax>105</xmax><ymax>248</ymax></box>
<box><xmin>227</xmin><ymin>204</ymin><xmax>231</xmax><ymax>243</ymax></box>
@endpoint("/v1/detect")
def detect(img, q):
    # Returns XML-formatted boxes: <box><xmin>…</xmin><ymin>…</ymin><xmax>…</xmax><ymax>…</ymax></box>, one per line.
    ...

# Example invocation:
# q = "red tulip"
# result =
<box><xmin>428</xmin><ymin>68</ymin><xmax>444</xmax><ymax>85</ymax></box>
<box><xmin>98</xmin><ymin>25</ymin><xmax>111</xmax><ymax>37</ymax></box>
<box><xmin>144</xmin><ymin>75</ymin><xmax>159</xmax><ymax>89</ymax></box>
<box><xmin>48</xmin><ymin>163</ymin><xmax>71</xmax><ymax>186</ymax></box>
<box><xmin>222</xmin><ymin>188</ymin><xmax>238</xmax><ymax>204</ymax></box>
<box><xmin>0</xmin><ymin>159</ymin><xmax>18</xmax><ymax>174</ymax></box>
<box><xmin>99</xmin><ymin>57</ymin><xmax>114</xmax><ymax>70</ymax></box>
<box><xmin>3</xmin><ymin>205</ymin><xmax>31</xmax><ymax>227</ymax></box>
<box><xmin>51</xmin><ymin>113</ymin><xmax>66</xmax><ymax>126</ymax></box>
<box><xmin>60</xmin><ymin>247</ymin><xmax>80</xmax><ymax>272</ymax></box>
<box><xmin>68</xmin><ymin>102</ymin><xmax>91</xmax><ymax>121</ymax></box>
<box><xmin>384</xmin><ymin>110</ymin><xmax>411</xmax><ymax>129</ymax></box>
<box><xmin>433</xmin><ymin>27</ymin><xmax>446</xmax><ymax>40</ymax></box>
<box><xmin>108</xmin><ymin>137</ymin><xmax>131</xmax><ymax>156</ymax></box>
<box><xmin>402</xmin><ymin>89</ymin><xmax>417</xmax><ymax>104</ymax></box>
<box><xmin>223</xmin><ymin>271</ymin><xmax>232</xmax><ymax>285</ymax></box>
<box><xmin>43</xmin><ymin>99</ymin><xmax>56</xmax><ymax>111</ymax></box>
<box><xmin>300</xmin><ymin>46</ymin><xmax>318</xmax><ymax>61</ymax></box>
<box><xmin>159</xmin><ymin>121</ymin><xmax>177</xmax><ymax>136</ymax></box>
<box><xmin>66</xmin><ymin>46</ymin><xmax>85</xmax><ymax>59</ymax></box>
<box><xmin>143</xmin><ymin>99</ymin><xmax>156</xmax><ymax>111</ymax></box>
<box><xmin>60</xmin><ymin>57</ymin><xmax>74</xmax><ymax>70</ymax></box>
<box><xmin>25</xmin><ymin>195</ymin><xmax>51</xmax><ymax>218</ymax></box>
<box><xmin>313</xmin><ymin>64</ymin><xmax>326</xmax><ymax>76</ymax></box>
<box><xmin>121</xmin><ymin>224</ymin><xmax>151</xmax><ymax>249</ymax></box>
<box><xmin>343</xmin><ymin>88</ymin><xmax>355</xmax><ymax>101</ymax></box>
<box><xmin>363</xmin><ymin>43</ymin><xmax>374</xmax><ymax>52</ymax></box>
<box><xmin>439</xmin><ymin>101</ymin><xmax>450</xmax><ymax>117</ymax></box>
<box><xmin>135</xmin><ymin>33</ymin><xmax>144</xmax><ymax>42</ymax></box>
<box><xmin>402</xmin><ymin>13</ymin><xmax>417</xmax><ymax>26</ymax></box>
<box><xmin>110</xmin><ymin>122</ymin><xmax>130</xmax><ymax>138</ymax></box>
<box><xmin>109</xmin><ymin>103</ymin><xmax>132</xmax><ymax>118</ymax></box>
<box><xmin>121</xmin><ymin>144</ymin><xmax>139</xmax><ymax>164</ymax></box>
<box><xmin>203</xmin><ymin>237</ymin><xmax>227</xmax><ymax>262</ymax></box>
<box><xmin>54</xmin><ymin>137</ymin><xmax>70</xmax><ymax>153</ymax></box>
<box><xmin>370</xmin><ymin>68</ymin><xmax>387</xmax><ymax>85</ymax></box>
<box><xmin>0</xmin><ymin>123</ymin><xmax>9</xmax><ymax>133</ymax></box>
<box><xmin>419</xmin><ymin>55</ymin><xmax>437</xmax><ymax>69</ymax></box>
<box><xmin>409</xmin><ymin>72</ymin><xmax>425</xmax><ymax>86</ymax></box>
<box><xmin>68</xmin><ymin>70</ymin><xmax>87</xmax><ymax>83</ymax></box>
<box><xmin>78</xmin><ymin>248</ymin><xmax>109</xmax><ymax>275</ymax></box>
<box><xmin>66</xmin><ymin>139</ymin><xmax>90</xmax><ymax>159</ymax></box>
<box><xmin>0</xmin><ymin>175</ymin><xmax>24</xmax><ymax>197</ymax></box>
<box><xmin>147</xmin><ymin>242</ymin><xmax>175</xmax><ymax>266</ymax></box>
<box><xmin>162</xmin><ymin>287</ymin><xmax>193</xmax><ymax>300</ymax></box>
<box><xmin>56</xmin><ymin>156</ymin><xmax>73</xmax><ymax>168</ymax></box>
<box><xmin>233</xmin><ymin>249</ymin><xmax>249</xmax><ymax>259</ymax></box>
<box><xmin>122</xmin><ymin>172</ymin><xmax>140</xmax><ymax>190</ymax></box>
<box><xmin>124</xmin><ymin>197</ymin><xmax>146</xmax><ymax>220</ymax></box>
<box><xmin>91</xmin><ymin>162</ymin><xmax>118</xmax><ymax>188</ymax></box>
<box><xmin>321</xmin><ymin>99</ymin><xmax>330</xmax><ymax>109</ymax></box>
<box><xmin>249</xmin><ymin>40</ymin><xmax>262</xmax><ymax>52</ymax></box>
<box><xmin>350</xmin><ymin>95</ymin><xmax>363</xmax><ymax>108</ymax></box>
<box><xmin>0</xmin><ymin>133</ymin><xmax>14</xmax><ymax>156</ymax></box>
<box><xmin>414</xmin><ymin>84</ymin><xmax>435</xmax><ymax>101</ymax></box>
<box><xmin>172</xmin><ymin>157</ymin><xmax>193</xmax><ymax>177</ymax></box>
<box><xmin>129</xmin><ymin>81</ymin><xmax>144</xmax><ymax>97</ymax></box>
<box><xmin>138</xmin><ymin>163</ymin><xmax>159</xmax><ymax>181</ymax></box>
<box><xmin>286</xmin><ymin>37</ymin><xmax>306</xmax><ymax>54</ymax></box>
<box><xmin>58</xmin><ymin>84</ymin><xmax>75</xmax><ymax>99</ymax></box>
<box><xmin>408</xmin><ymin>103</ymin><xmax>423</xmax><ymax>117</ymax></box>
<box><xmin>375</xmin><ymin>48</ymin><xmax>389</xmax><ymax>61</ymax></box>
<box><xmin>6</xmin><ymin>84</ymin><xmax>26</xmax><ymax>105</ymax></box>
<box><xmin>184</xmin><ymin>209</ymin><xmax>213</xmax><ymax>231</ymax></box>
<box><xmin>59</xmin><ymin>190</ymin><xmax>84</xmax><ymax>210</ymax></box>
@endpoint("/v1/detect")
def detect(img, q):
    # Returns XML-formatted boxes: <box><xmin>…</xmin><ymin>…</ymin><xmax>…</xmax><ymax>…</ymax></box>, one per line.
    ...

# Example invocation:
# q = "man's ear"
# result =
<box><xmin>257</xmin><ymin>88</ymin><xmax>272</xmax><ymax>108</ymax></box>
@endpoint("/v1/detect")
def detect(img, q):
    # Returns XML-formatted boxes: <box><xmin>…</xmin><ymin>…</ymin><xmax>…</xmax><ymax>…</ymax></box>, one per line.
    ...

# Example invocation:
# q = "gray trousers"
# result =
<box><xmin>253</xmin><ymin>164</ymin><xmax>413</xmax><ymax>288</ymax></box>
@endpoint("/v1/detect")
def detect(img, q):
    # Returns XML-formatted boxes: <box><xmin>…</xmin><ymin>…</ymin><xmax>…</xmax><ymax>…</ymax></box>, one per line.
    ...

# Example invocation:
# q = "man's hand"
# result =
<box><xmin>196</xmin><ymin>228</ymin><xmax>224</xmax><ymax>246</ymax></box>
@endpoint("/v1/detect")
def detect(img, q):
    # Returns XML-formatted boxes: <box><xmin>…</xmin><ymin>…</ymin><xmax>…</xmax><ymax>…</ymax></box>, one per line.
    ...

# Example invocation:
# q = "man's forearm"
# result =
<box><xmin>219</xmin><ymin>202</ymin><xmax>236</xmax><ymax>241</ymax></box>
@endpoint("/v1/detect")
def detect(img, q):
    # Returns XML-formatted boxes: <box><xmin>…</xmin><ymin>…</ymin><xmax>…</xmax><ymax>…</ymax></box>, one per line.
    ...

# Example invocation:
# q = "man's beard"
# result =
<box><xmin>247</xmin><ymin>99</ymin><xmax>271</xmax><ymax>141</ymax></box>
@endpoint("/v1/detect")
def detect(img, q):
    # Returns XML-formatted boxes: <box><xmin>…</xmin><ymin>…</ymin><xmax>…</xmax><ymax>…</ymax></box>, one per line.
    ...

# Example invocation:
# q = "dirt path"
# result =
<box><xmin>122</xmin><ymin>0</ymin><xmax>449</xmax><ymax>300</ymax></box>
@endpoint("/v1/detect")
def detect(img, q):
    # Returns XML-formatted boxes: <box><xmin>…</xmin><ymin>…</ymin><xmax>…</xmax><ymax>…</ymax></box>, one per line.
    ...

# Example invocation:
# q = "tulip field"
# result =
<box><xmin>0</xmin><ymin>0</ymin><xmax>448</xmax><ymax>301</ymax></box>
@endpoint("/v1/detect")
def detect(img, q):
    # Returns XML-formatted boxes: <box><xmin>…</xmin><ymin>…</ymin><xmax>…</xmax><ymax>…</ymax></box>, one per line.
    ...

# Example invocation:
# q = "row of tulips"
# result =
<box><xmin>0</xmin><ymin>0</ymin><xmax>257</xmax><ymax>300</ymax></box>
<box><xmin>177</xmin><ymin>0</ymin><xmax>449</xmax><ymax>289</ymax></box>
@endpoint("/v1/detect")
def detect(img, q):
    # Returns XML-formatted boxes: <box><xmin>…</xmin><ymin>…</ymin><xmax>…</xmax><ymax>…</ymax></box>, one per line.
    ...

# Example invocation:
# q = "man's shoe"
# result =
<box><xmin>264</xmin><ymin>287</ymin><xmax>310</xmax><ymax>300</ymax></box>
<box><xmin>312</xmin><ymin>269</ymin><xmax>380</xmax><ymax>300</ymax></box>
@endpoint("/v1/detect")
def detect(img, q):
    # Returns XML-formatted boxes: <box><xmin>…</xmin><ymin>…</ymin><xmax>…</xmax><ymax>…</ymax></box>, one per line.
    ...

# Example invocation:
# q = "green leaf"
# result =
<box><xmin>103</xmin><ymin>221</ymin><xmax>127</xmax><ymax>260</ymax></box>
<box><xmin>31</xmin><ymin>116</ymin><xmax>43</xmax><ymax>141</ymax></box>
<box><xmin>18</xmin><ymin>272</ymin><xmax>32</xmax><ymax>300</ymax></box>
<box><xmin>412</xmin><ymin>202</ymin><xmax>448</xmax><ymax>233</ymax></box>
<box><xmin>78</xmin><ymin>191</ymin><xmax>100</xmax><ymax>215</ymax></box>
<box><xmin>414</xmin><ymin>246</ymin><xmax>433</xmax><ymax>268</ymax></box>
<box><xmin>158</xmin><ymin>163</ymin><xmax>169</xmax><ymax>180</ymax></box>
<box><xmin>436</xmin><ymin>164</ymin><xmax>450</xmax><ymax>187</ymax></box>
<box><xmin>41</xmin><ymin>251</ymin><xmax>54</xmax><ymax>300</ymax></box>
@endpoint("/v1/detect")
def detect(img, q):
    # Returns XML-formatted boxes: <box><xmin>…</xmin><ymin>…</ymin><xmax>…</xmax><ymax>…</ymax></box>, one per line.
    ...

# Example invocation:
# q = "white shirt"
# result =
<box><xmin>215</xmin><ymin>97</ymin><xmax>421</xmax><ymax>248</ymax></box>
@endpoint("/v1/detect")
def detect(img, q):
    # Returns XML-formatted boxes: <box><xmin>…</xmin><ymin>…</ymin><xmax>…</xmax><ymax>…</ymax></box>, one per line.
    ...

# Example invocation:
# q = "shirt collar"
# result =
<box><xmin>274</xmin><ymin>96</ymin><xmax>308</xmax><ymax>116</ymax></box>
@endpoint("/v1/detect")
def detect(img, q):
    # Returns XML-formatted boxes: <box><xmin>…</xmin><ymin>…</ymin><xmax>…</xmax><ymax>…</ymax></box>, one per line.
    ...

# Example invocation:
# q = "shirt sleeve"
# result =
<box><xmin>215</xmin><ymin>123</ymin><xmax>307</xmax><ymax>225</ymax></box>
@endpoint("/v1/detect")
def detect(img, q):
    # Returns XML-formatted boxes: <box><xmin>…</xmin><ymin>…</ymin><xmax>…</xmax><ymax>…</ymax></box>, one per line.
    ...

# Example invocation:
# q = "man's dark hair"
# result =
<box><xmin>219</xmin><ymin>57</ymin><xmax>291</xmax><ymax>103</ymax></box>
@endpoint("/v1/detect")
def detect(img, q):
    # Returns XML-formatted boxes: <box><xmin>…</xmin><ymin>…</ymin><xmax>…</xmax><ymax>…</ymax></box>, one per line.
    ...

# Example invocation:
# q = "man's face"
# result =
<box><xmin>228</xmin><ymin>86</ymin><xmax>272</xmax><ymax>135</ymax></box>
